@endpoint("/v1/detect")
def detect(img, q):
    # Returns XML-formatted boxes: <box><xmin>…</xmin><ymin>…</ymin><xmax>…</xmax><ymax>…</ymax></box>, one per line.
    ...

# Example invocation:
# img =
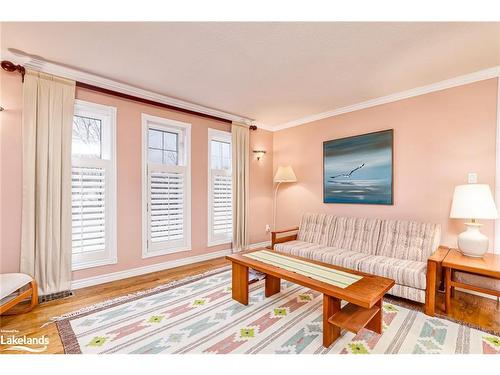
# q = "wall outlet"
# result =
<box><xmin>468</xmin><ymin>172</ymin><xmax>478</xmax><ymax>184</ymax></box>
<box><xmin>265</xmin><ymin>224</ymin><xmax>271</xmax><ymax>233</ymax></box>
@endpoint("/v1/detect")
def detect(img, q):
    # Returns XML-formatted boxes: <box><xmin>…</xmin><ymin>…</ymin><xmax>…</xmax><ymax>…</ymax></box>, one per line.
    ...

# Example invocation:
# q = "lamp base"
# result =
<box><xmin>457</xmin><ymin>222</ymin><xmax>489</xmax><ymax>258</ymax></box>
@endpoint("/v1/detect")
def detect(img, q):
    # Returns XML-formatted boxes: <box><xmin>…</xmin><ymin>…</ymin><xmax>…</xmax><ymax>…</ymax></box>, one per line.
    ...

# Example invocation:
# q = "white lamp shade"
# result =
<box><xmin>450</xmin><ymin>184</ymin><xmax>498</xmax><ymax>220</ymax></box>
<box><xmin>274</xmin><ymin>166</ymin><xmax>297</xmax><ymax>183</ymax></box>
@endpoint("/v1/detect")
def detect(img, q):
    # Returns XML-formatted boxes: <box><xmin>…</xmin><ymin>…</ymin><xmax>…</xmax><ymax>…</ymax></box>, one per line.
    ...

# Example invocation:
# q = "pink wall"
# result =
<box><xmin>0</xmin><ymin>70</ymin><xmax>274</xmax><ymax>278</ymax></box>
<box><xmin>2</xmin><ymin>70</ymin><xmax>498</xmax><ymax>278</ymax></box>
<box><xmin>249</xmin><ymin>129</ymin><xmax>274</xmax><ymax>244</ymax></box>
<box><xmin>273</xmin><ymin>79</ymin><xmax>499</xmax><ymax>251</ymax></box>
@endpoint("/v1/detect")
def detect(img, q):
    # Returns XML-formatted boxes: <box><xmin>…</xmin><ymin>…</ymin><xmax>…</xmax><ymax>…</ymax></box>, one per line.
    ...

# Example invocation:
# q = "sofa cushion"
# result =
<box><xmin>318</xmin><ymin>248</ymin><xmax>374</xmax><ymax>270</ymax></box>
<box><xmin>275</xmin><ymin>243</ymin><xmax>373</xmax><ymax>273</ymax></box>
<box><xmin>376</xmin><ymin>219</ymin><xmax>441</xmax><ymax>262</ymax></box>
<box><xmin>274</xmin><ymin>240</ymin><xmax>324</xmax><ymax>258</ymax></box>
<box><xmin>328</xmin><ymin>216</ymin><xmax>381</xmax><ymax>255</ymax></box>
<box><xmin>297</xmin><ymin>213</ymin><xmax>336</xmax><ymax>245</ymax></box>
<box><xmin>357</xmin><ymin>255</ymin><xmax>427</xmax><ymax>289</ymax></box>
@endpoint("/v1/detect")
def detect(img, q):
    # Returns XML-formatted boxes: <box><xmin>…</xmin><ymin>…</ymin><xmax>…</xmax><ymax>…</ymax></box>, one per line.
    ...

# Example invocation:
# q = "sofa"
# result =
<box><xmin>271</xmin><ymin>213</ymin><xmax>443</xmax><ymax>304</ymax></box>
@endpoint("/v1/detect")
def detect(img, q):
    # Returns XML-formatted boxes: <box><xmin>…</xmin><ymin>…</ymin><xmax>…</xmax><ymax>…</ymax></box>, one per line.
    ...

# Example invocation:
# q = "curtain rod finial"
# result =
<box><xmin>1</xmin><ymin>60</ymin><xmax>26</xmax><ymax>82</ymax></box>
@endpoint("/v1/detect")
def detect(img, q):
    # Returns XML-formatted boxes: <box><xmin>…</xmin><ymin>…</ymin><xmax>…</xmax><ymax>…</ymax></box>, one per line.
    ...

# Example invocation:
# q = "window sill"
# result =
<box><xmin>72</xmin><ymin>257</ymin><xmax>118</xmax><ymax>271</ymax></box>
<box><xmin>142</xmin><ymin>245</ymin><xmax>191</xmax><ymax>259</ymax></box>
<box><xmin>207</xmin><ymin>239</ymin><xmax>232</xmax><ymax>248</ymax></box>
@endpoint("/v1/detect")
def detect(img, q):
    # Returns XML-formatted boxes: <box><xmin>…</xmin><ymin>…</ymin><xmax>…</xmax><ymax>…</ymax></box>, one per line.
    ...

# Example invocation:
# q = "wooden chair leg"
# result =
<box><xmin>0</xmin><ymin>280</ymin><xmax>38</xmax><ymax>316</ymax></box>
<box><xmin>30</xmin><ymin>280</ymin><xmax>39</xmax><ymax>309</ymax></box>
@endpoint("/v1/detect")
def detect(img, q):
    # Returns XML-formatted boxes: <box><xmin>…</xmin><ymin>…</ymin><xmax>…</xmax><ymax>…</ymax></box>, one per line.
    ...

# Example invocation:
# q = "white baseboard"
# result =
<box><xmin>71</xmin><ymin>248</ymin><xmax>232</xmax><ymax>290</ymax></box>
<box><xmin>71</xmin><ymin>241</ymin><xmax>271</xmax><ymax>290</ymax></box>
<box><xmin>247</xmin><ymin>241</ymin><xmax>271</xmax><ymax>249</ymax></box>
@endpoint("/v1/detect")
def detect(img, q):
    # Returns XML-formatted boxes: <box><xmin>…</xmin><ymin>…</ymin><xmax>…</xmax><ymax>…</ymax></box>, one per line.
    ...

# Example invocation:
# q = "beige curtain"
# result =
<box><xmin>20</xmin><ymin>70</ymin><xmax>75</xmax><ymax>295</ymax></box>
<box><xmin>231</xmin><ymin>122</ymin><xmax>250</xmax><ymax>252</ymax></box>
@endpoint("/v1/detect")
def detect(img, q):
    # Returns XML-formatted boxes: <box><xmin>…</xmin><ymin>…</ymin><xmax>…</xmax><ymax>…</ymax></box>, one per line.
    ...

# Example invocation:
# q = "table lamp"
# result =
<box><xmin>449</xmin><ymin>184</ymin><xmax>498</xmax><ymax>257</ymax></box>
<box><xmin>273</xmin><ymin>166</ymin><xmax>297</xmax><ymax>229</ymax></box>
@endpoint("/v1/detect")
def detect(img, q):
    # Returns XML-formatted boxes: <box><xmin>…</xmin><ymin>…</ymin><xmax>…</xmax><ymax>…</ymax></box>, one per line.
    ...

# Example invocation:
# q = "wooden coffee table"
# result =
<box><xmin>226</xmin><ymin>249</ymin><xmax>394</xmax><ymax>347</ymax></box>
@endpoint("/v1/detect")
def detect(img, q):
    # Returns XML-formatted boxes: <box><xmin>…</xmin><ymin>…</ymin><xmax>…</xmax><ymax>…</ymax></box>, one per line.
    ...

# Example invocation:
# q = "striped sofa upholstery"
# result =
<box><xmin>296</xmin><ymin>213</ymin><xmax>336</xmax><ymax>245</ymax></box>
<box><xmin>274</xmin><ymin>213</ymin><xmax>441</xmax><ymax>303</ymax></box>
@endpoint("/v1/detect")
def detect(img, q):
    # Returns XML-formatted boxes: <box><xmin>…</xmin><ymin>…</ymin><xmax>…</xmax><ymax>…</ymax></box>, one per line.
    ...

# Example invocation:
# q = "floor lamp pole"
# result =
<box><xmin>273</xmin><ymin>182</ymin><xmax>282</xmax><ymax>230</ymax></box>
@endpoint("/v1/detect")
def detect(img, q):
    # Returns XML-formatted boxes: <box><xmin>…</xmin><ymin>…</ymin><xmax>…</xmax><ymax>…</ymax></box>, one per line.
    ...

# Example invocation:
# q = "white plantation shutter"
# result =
<box><xmin>210</xmin><ymin>171</ymin><xmax>232</xmax><ymax>242</ymax></box>
<box><xmin>207</xmin><ymin>129</ymin><xmax>232</xmax><ymax>246</ymax></box>
<box><xmin>142</xmin><ymin>114</ymin><xmax>191</xmax><ymax>257</ymax></box>
<box><xmin>71</xmin><ymin>100</ymin><xmax>116</xmax><ymax>270</ymax></box>
<box><xmin>148</xmin><ymin>166</ymin><xmax>188</xmax><ymax>250</ymax></box>
<box><xmin>72</xmin><ymin>165</ymin><xmax>106</xmax><ymax>254</ymax></box>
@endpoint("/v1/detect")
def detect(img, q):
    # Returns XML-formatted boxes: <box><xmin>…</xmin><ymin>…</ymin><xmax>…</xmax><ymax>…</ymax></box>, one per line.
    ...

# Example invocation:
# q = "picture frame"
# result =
<box><xmin>323</xmin><ymin>129</ymin><xmax>393</xmax><ymax>205</ymax></box>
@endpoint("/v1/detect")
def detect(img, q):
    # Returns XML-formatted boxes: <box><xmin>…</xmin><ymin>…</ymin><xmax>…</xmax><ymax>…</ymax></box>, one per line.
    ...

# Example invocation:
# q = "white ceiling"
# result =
<box><xmin>2</xmin><ymin>22</ymin><xmax>500</xmax><ymax>128</ymax></box>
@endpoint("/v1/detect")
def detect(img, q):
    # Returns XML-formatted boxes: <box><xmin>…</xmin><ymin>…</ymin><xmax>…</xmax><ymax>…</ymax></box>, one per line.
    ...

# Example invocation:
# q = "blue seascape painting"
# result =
<box><xmin>323</xmin><ymin>129</ymin><xmax>393</xmax><ymax>205</ymax></box>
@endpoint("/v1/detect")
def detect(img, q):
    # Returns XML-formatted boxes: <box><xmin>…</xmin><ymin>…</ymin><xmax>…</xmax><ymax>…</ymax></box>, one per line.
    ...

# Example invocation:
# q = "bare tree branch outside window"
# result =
<box><xmin>72</xmin><ymin>115</ymin><xmax>102</xmax><ymax>158</ymax></box>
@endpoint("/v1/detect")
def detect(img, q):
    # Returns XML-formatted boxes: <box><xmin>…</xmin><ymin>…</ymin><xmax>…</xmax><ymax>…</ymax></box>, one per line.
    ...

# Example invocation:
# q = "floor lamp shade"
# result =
<box><xmin>274</xmin><ymin>166</ymin><xmax>297</xmax><ymax>183</ymax></box>
<box><xmin>273</xmin><ymin>166</ymin><xmax>297</xmax><ymax>230</ymax></box>
<box><xmin>450</xmin><ymin>184</ymin><xmax>498</xmax><ymax>257</ymax></box>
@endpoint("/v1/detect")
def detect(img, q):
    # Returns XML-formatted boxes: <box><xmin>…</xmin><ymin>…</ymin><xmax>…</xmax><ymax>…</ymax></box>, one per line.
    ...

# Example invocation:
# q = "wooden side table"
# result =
<box><xmin>442</xmin><ymin>249</ymin><xmax>500</xmax><ymax>313</ymax></box>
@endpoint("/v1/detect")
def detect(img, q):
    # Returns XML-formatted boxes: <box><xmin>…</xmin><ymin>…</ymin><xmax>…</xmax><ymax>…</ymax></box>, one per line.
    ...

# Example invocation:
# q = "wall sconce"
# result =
<box><xmin>0</xmin><ymin>106</ymin><xmax>4</xmax><ymax>111</ymax></box>
<box><xmin>253</xmin><ymin>150</ymin><xmax>266</xmax><ymax>161</ymax></box>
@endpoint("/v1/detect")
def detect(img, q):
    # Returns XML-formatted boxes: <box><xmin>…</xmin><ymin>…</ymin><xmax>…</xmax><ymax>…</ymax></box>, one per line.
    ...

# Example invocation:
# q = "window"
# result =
<box><xmin>207</xmin><ymin>129</ymin><xmax>232</xmax><ymax>246</ymax></box>
<box><xmin>148</xmin><ymin>129</ymin><xmax>179</xmax><ymax>165</ymax></box>
<box><xmin>71</xmin><ymin>100</ymin><xmax>117</xmax><ymax>270</ymax></box>
<box><xmin>142</xmin><ymin>113</ymin><xmax>191</xmax><ymax>258</ymax></box>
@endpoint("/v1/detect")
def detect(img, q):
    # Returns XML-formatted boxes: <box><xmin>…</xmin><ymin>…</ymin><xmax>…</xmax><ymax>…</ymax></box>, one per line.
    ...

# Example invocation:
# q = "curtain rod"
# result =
<box><xmin>1</xmin><ymin>60</ymin><xmax>257</xmax><ymax>130</ymax></box>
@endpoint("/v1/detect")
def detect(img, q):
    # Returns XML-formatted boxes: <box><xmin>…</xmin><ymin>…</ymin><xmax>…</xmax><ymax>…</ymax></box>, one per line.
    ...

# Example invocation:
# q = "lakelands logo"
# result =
<box><xmin>0</xmin><ymin>330</ymin><xmax>49</xmax><ymax>353</ymax></box>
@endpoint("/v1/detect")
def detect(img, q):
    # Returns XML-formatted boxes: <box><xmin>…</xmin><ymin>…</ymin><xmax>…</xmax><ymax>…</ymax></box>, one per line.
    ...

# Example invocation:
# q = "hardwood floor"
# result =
<box><xmin>435</xmin><ymin>289</ymin><xmax>500</xmax><ymax>334</ymax></box>
<box><xmin>0</xmin><ymin>257</ymin><xmax>229</xmax><ymax>354</ymax></box>
<box><xmin>389</xmin><ymin>290</ymin><xmax>500</xmax><ymax>335</ymax></box>
<box><xmin>1</xmin><ymin>256</ymin><xmax>498</xmax><ymax>354</ymax></box>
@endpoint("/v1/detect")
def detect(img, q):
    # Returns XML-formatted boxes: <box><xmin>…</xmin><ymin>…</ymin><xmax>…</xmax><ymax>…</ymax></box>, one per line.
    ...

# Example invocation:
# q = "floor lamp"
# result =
<box><xmin>273</xmin><ymin>166</ymin><xmax>297</xmax><ymax>230</ymax></box>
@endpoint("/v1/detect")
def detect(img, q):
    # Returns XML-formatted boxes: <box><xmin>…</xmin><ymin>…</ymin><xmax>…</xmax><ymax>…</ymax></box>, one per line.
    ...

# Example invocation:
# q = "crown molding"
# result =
<box><xmin>1</xmin><ymin>49</ymin><xmax>257</xmax><ymax>125</ymax></box>
<box><xmin>272</xmin><ymin>65</ymin><xmax>500</xmax><ymax>132</ymax></box>
<box><xmin>3</xmin><ymin>49</ymin><xmax>497</xmax><ymax>133</ymax></box>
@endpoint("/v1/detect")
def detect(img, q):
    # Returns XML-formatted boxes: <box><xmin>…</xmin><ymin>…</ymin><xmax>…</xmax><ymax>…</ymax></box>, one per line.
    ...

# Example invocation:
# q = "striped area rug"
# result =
<box><xmin>55</xmin><ymin>268</ymin><xmax>500</xmax><ymax>354</ymax></box>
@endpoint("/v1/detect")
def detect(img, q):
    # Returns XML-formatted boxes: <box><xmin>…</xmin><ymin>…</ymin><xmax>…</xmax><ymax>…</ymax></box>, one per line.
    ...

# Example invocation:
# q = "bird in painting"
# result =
<box><xmin>330</xmin><ymin>163</ymin><xmax>365</xmax><ymax>179</ymax></box>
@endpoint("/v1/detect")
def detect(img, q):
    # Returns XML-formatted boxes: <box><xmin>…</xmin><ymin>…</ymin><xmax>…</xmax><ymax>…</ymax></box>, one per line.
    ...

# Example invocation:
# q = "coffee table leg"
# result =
<box><xmin>265</xmin><ymin>274</ymin><xmax>281</xmax><ymax>297</ymax></box>
<box><xmin>366</xmin><ymin>298</ymin><xmax>383</xmax><ymax>334</ymax></box>
<box><xmin>232</xmin><ymin>262</ymin><xmax>249</xmax><ymax>305</ymax></box>
<box><xmin>323</xmin><ymin>294</ymin><xmax>341</xmax><ymax>347</ymax></box>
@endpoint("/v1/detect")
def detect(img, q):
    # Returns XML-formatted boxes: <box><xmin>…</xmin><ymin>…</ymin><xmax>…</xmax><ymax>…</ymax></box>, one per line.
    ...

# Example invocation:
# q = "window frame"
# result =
<box><xmin>71</xmin><ymin>100</ymin><xmax>117</xmax><ymax>271</ymax></box>
<box><xmin>147</xmin><ymin>128</ymin><xmax>180</xmax><ymax>166</ymax></box>
<box><xmin>141</xmin><ymin>113</ymin><xmax>192</xmax><ymax>258</ymax></box>
<box><xmin>207</xmin><ymin>128</ymin><xmax>233</xmax><ymax>247</ymax></box>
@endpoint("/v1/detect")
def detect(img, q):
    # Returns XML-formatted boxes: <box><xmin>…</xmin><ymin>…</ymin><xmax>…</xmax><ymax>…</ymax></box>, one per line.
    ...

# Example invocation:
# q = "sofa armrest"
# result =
<box><xmin>428</xmin><ymin>246</ymin><xmax>450</xmax><ymax>263</ymax></box>
<box><xmin>425</xmin><ymin>246</ymin><xmax>449</xmax><ymax>316</ymax></box>
<box><xmin>271</xmin><ymin>227</ymin><xmax>299</xmax><ymax>249</ymax></box>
